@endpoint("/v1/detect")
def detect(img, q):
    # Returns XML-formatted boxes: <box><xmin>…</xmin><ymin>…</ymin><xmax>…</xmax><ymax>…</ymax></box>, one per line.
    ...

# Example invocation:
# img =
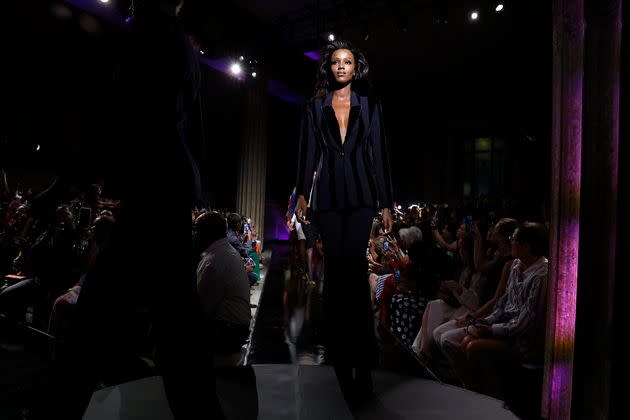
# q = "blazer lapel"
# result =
<box><xmin>340</xmin><ymin>91</ymin><xmax>362</xmax><ymax>151</ymax></box>
<box><xmin>320</xmin><ymin>93</ymin><xmax>344</xmax><ymax>151</ymax></box>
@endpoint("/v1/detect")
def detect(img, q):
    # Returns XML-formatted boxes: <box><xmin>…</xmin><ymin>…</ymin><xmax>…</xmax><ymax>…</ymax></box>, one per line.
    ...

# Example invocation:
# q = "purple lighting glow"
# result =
<box><xmin>65</xmin><ymin>0</ymin><xmax>122</xmax><ymax>23</ymax></box>
<box><xmin>266</xmin><ymin>80</ymin><xmax>305</xmax><ymax>105</ymax></box>
<box><xmin>304</xmin><ymin>51</ymin><xmax>321</xmax><ymax>61</ymax></box>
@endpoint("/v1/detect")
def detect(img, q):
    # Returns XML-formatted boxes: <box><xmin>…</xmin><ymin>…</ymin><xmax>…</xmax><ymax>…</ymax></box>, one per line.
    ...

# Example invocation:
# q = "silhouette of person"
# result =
<box><xmin>34</xmin><ymin>1</ymin><xmax>224</xmax><ymax>418</ymax></box>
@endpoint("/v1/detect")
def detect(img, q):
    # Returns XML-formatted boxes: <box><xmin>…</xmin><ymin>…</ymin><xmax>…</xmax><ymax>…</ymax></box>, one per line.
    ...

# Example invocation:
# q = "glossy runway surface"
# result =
<box><xmin>84</xmin><ymin>365</ymin><xmax>519</xmax><ymax>420</ymax></box>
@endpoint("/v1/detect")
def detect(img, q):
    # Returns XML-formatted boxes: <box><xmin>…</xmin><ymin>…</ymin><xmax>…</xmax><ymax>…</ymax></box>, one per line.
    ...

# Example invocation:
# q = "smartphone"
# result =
<box><xmin>366</xmin><ymin>247</ymin><xmax>371</xmax><ymax>257</ymax></box>
<box><xmin>244</xmin><ymin>223</ymin><xmax>250</xmax><ymax>233</ymax></box>
<box><xmin>383</xmin><ymin>240</ymin><xmax>390</xmax><ymax>251</ymax></box>
<box><xmin>466</xmin><ymin>313</ymin><xmax>478</xmax><ymax>325</ymax></box>
<box><xmin>464</xmin><ymin>215</ymin><xmax>473</xmax><ymax>232</ymax></box>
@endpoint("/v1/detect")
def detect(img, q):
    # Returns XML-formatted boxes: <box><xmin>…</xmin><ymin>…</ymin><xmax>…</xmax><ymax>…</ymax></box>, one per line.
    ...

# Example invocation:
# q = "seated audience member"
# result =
<box><xmin>472</xmin><ymin>218</ymin><xmax>518</xmax><ymax>306</ymax></box>
<box><xmin>194</xmin><ymin>211</ymin><xmax>252</xmax><ymax>367</ymax></box>
<box><xmin>413</xmin><ymin>232</ymin><xmax>487</xmax><ymax>358</ymax></box>
<box><xmin>430</xmin><ymin>219</ymin><xmax>519</xmax><ymax>359</ymax></box>
<box><xmin>367</xmin><ymin>226</ymin><xmax>422</xmax><ymax>304</ymax></box>
<box><xmin>437</xmin><ymin>222</ymin><xmax>549</xmax><ymax>398</ymax></box>
<box><xmin>48</xmin><ymin>214</ymin><xmax>115</xmax><ymax>338</ymax></box>
<box><xmin>0</xmin><ymin>205</ymin><xmax>78</xmax><ymax>324</ymax></box>
<box><xmin>387</xmin><ymin>237</ymin><xmax>437</xmax><ymax>346</ymax></box>
<box><xmin>226</xmin><ymin>212</ymin><xmax>252</xmax><ymax>258</ymax></box>
<box><xmin>367</xmin><ymin>235</ymin><xmax>393</xmax><ymax>308</ymax></box>
<box><xmin>226</xmin><ymin>212</ymin><xmax>257</xmax><ymax>286</ymax></box>
<box><xmin>431</xmin><ymin>219</ymin><xmax>462</xmax><ymax>255</ymax></box>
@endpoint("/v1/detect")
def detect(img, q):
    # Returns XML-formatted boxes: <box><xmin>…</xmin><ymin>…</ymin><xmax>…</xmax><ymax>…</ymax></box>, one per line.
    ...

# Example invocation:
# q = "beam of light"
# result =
<box><xmin>304</xmin><ymin>50</ymin><xmax>321</xmax><ymax>61</ymax></box>
<box><xmin>65</xmin><ymin>0</ymin><xmax>122</xmax><ymax>23</ymax></box>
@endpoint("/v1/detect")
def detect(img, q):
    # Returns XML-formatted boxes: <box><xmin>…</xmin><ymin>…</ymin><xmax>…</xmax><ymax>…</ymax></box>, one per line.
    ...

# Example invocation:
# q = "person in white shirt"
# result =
<box><xmin>194</xmin><ymin>211</ymin><xmax>252</xmax><ymax>367</ymax></box>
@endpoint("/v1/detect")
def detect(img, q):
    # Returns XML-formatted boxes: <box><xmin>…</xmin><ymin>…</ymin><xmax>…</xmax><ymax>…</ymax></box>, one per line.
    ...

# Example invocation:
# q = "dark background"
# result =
<box><xmin>1</xmin><ymin>0</ymin><xmax>551</xmax><ymax>224</ymax></box>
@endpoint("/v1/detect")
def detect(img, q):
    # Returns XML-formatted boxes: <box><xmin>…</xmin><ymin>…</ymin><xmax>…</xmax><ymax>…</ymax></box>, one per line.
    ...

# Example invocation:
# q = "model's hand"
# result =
<box><xmin>382</xmin><ymin>208</ymin><xmax>393</xmax><ymax>233</ymax></box>
<box><xmin>295</xmin><ymin>195</ymin><xmax>310</xmax><ymax>224</ymax></box>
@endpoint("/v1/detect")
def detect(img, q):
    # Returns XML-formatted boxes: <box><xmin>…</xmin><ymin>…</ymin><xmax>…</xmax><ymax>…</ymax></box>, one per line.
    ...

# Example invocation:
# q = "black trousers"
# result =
<box><xmin>315</xmin><ymin>207</ymin><xmax>376</xmax><ymax>367</ymax></box>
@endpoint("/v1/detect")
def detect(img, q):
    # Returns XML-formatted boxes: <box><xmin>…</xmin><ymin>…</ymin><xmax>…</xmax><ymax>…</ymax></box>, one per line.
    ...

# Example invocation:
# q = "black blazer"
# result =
<box><xmin>295</xmin><ymin>91</ymin><xmax>393</xmax><ymax>212</ymax></box>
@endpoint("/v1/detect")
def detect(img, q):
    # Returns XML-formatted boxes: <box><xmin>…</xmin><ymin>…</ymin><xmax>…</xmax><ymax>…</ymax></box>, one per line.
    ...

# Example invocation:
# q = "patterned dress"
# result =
<box><xmin>389</xmin><ymin>292</ymin><xmax>426</xmax><ymax>346</ymax></box>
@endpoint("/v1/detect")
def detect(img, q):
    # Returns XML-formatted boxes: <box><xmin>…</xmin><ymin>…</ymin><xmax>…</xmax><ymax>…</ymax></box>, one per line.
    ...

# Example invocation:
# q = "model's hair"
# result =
<box><xmin>314</xmin><ymin>39</ymin><xmax>371</xmax><ymax>98</ymax></box>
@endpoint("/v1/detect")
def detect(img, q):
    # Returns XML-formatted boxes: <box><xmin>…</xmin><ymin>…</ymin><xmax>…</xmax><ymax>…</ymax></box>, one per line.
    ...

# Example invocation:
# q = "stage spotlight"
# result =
<box><xmin>470</xmin><ymin>11</ymin><xmax>479</xmax><ymax>20</ymax></box>
<box><xmin>328</xmin><ymin>33</ymin><xmax>335</xmax><ymax>42</ymax></box>
<box><xmin>200</xmin><ymin>50</ymin><xmax>205</xmax><ymax>55</ymax></box>
<box><xmin>35</xmin><ymin>144</ymin><xmax>41</xmax><ymax>151</ymax></box>
<box><xmin>230</xmin><ymin>63</ymin><xmax>242</xmax><ymax>75</ymax></box>
<box><xmin>98</xmin><ymin>0</ymin><xmax>110</xmax><ymax>4</ymax></box>
<box><xmin>239</xmin><ymin>56</ymin><xmax>245</xmax><ymax>61</ymax></box>
<box><xmin>251</xmin><ymin>72</ymin><xmax>257</xmax><ymax>78</ymax></box>
<box><xmin>495</xmin><ymin>4</ymin><xmax>504</xmax><ymax>12</ymax></box>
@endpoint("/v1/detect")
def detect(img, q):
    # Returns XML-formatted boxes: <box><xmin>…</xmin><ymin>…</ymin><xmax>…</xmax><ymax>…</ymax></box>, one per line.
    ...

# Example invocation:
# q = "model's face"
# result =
<box><xmin>330</xmin><ymin>49</ymin><xmax>356</xmax><ymax>84</ymax></box>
